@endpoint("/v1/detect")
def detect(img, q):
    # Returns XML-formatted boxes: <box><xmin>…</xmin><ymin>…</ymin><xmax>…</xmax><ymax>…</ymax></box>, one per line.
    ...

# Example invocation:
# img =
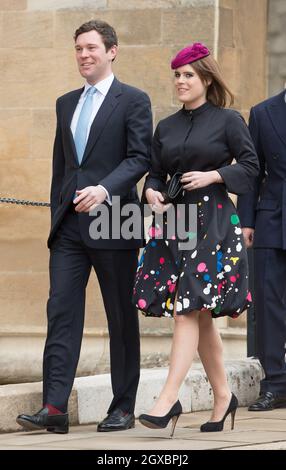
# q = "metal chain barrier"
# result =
<box><xmin>0</xmin><ymin>197</ymin><xmax>50</xmax><ymax>207</ymax></box>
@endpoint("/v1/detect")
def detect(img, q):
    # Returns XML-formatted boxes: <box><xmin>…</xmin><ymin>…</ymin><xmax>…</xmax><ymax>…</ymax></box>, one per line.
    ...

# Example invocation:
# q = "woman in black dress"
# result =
<box><xmin>133</xmin><ymin>43</ymin><xmax>259</xmax><ymax>435</ymax></box>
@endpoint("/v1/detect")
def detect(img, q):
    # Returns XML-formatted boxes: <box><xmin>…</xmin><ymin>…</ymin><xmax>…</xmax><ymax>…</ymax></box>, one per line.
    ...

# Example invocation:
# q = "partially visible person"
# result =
<box><xmin>237</xmin><ymin>89</ymin><xmax>286</xmax><ymax>411</ymax></box>
<box><xmin>133</xmin><ymin>42</ymin><xmax>259</xmax><ymax>436</ymax></box>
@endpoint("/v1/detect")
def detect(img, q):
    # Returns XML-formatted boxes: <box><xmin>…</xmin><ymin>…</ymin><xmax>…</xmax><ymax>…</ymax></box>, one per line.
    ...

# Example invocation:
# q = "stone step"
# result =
<box><xmin>0</xmin><ymin>326</ymin><xmax>247</xmax><ymax>384</ymax></box>
<box><xmin>0</xmin><ymin>359</ymin><xmax>262</xmax><ymax>433</ymax></box>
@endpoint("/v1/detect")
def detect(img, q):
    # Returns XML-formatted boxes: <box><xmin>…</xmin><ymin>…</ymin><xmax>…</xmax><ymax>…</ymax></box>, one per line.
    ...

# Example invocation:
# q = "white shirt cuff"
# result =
<box><xmin>98</xmin><ymin>185</ymin><xmax>112</xmax><ymax>206</ymax></box>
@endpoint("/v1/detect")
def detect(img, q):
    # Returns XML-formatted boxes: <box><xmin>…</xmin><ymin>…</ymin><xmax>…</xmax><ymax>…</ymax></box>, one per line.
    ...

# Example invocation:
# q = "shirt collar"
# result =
<box><xmin>83</xmin><ymin>73</ymin><xmax>114</xmax><ymax>97</ymax></box>
<box><xmin>182</xmin><ymin>101</ymin><xmax>212</xmax><ymax>118</ymax></box>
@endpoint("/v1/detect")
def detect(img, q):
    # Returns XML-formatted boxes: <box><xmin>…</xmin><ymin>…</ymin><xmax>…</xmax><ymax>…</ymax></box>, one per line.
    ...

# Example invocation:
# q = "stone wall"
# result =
<box><xmin>268</xmin><ymin>0</ymin><xmax>286</xmax><ymax>96</ymax></box>
<box><xmin>0</xmin><ymin>0</ymin><xmax>267</xmax><ymax>383</ymax></box>
<box><xmin>218</xmin><ymin>0</ymin><xmax>268</xmax><ymax>118</ymax></box>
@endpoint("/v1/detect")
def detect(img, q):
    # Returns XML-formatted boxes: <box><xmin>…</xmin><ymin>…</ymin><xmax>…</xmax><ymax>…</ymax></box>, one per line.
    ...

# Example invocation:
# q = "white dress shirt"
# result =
<box><xmin>71</xmin><ymin>73</ymin><xmax>114</xmax><ymax>204</ymax></box>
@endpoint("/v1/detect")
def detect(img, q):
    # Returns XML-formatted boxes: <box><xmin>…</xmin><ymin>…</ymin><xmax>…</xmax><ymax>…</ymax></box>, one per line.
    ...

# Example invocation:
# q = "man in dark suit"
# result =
<box><xmin>237</xmin><ymin>89</ymin><xmax>286</xmax><ymax>411</ymax></box>
<box><xmin>16</xmin><ymin>20</ymin><xmax>152</xmax><ymax>433</ymax></box>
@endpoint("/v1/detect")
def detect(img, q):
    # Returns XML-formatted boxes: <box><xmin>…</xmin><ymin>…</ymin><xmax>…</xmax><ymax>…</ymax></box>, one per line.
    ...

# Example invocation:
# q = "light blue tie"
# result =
<box><xmin>74</xmin><ymin>86</ymin><xmax>97</xmax><ymax>164</ymax></box>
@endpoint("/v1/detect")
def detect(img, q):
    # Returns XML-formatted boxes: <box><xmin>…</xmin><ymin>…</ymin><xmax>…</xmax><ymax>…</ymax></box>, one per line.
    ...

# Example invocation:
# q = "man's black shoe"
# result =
<box><xmin>248</xmin><ymin>392</ymin><xmax>286</xmax><ymax>411</ymax></box>
<box><xmin>97</xmin><ymin>409</ymin><xmax>135</xmax><ymax>432</ymax></box>
<box><xmin>16</xmin><ymin>407</ymin><xmax>69</xmax><ymax>433</ymax></box>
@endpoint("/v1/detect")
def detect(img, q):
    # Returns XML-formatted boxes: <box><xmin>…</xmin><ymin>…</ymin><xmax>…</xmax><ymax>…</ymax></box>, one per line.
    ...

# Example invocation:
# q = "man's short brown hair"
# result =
<box><xmin>74</xmin><ymin>19</ymin><xmax>118</xmax><ymax>51</ymax></box>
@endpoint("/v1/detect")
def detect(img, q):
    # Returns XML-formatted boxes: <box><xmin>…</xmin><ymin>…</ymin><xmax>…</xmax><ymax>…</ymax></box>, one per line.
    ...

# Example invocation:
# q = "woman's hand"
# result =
<box><xmin>181</xmin><ymin>170</ymin><xmax>222</xmax><ymax>191</ymax></box>
<box><xmin>145</xmin><ymin>188</ymin><xmax>171</xmax><ymax>213</ymax></box>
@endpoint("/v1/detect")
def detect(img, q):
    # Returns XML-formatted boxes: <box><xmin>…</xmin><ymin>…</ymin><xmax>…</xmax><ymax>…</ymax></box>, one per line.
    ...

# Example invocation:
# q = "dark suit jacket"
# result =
<box><xmin>237</xmin><ymin>90</ymin><xmax>286</xmax><ymax>249</ymax></box>
<box><xmin>48</xmin><ymin>78</ymin><xmax>153</xmax><ymax>249</ymax></box>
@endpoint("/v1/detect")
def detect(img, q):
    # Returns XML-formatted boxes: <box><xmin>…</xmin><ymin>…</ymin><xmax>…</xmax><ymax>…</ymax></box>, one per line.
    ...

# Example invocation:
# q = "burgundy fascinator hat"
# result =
<box><xmin>171</xmin><ymin>42</ymin><xmax>210</xmax><ymax>69</ymax></box>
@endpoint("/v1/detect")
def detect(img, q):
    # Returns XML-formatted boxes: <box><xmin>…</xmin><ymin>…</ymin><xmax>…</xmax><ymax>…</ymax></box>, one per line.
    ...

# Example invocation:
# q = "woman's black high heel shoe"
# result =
<box><xmin>200</xmin><ymin>393</ymin><xmax>238</xmax><ymax>432</ymax></box>
<box><xmin>139</xmin><ymin>400</ymin><xmax>182</xmax><ymax>438</ymax></box>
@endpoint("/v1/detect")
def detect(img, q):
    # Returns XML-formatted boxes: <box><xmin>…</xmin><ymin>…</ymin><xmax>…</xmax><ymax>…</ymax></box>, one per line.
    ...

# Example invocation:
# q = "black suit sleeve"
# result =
<box><xmin>216</xmin><ymin>110</ymin><xmax>260</xmax><ymax>196</ymax></box>
<box><xmin>50</xmin><ymin>98</ymin><xmax>65</xmax><ymax>219</ymax></box>
<box><xmin>143</xmin><ymin>123</ymin><xmax>168</xmax><ymax>195</ymax></box>
<box><xmin>237</xmin><ymin>107</ymin><xmax>266</xmax><ymax>228</ymax></box>
<box><xmin>98</xmin><ymin>92</ymin><xmax>153</xmax><ymax>198</ymax></box>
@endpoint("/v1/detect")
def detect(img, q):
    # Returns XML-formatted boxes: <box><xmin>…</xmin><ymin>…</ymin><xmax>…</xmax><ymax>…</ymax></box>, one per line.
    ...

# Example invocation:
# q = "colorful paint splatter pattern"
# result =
<box><xmin>133</xmin><ymin>187</ymin><xmax>251</xmax><ymax>319</ymax></box>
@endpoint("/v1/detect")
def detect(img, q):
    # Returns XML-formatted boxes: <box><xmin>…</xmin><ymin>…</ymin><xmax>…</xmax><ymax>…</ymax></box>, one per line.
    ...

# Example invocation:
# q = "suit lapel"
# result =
<box><xmin>64</xmin><ymin>88</ymin><xmax>83</xmax><ymax>165</ymax></box>
<box><xmin>81</xmin><ymin>78</ymin><xmax>122</xmax><ymax>165</ymax></box>
<box><xmin>266</xmin><ymin>91</ymin><xmax>286</xmax><ymax>148</ymax></box>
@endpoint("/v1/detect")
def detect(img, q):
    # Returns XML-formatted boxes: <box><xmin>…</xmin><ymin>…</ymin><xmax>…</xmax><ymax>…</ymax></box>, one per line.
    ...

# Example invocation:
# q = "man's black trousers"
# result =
<box><xmin>43</xmin><ymin>209</ymin><xmax>140</xmax><ymax>413</ymax></box>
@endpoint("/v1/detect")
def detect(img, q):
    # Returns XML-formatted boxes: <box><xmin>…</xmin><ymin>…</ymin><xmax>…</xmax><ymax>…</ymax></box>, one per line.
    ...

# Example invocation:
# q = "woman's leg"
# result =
<box><xmin>149</xmin><ymin>310</ymin><xmax>200</xmax><ymax>416</ymax></box>
<box><xmin>198</xmin><ymin>311</ymin><xmax>232</xmax><ymax>421</ymax></box>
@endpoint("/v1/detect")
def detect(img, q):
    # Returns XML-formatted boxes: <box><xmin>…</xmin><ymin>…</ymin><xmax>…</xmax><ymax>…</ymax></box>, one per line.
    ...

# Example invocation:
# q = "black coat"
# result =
<box><xmin>145</xmin><ymin>102</ymin><xmax>259</xmax><ymax>196</ymax></box>
<box><xmin>48</xmin><ymin>78</ymin><xmax>153</xmax><ymax>249</ymax></box>
<box><xmin>237</xmin><ymin>90</ymin><xmax>286</xmax><ymax>249</ymax></box>
<box><xmin>133</xmin><ymin>102</ymin><xmax>259</xmax><ymax>319</ymax></box>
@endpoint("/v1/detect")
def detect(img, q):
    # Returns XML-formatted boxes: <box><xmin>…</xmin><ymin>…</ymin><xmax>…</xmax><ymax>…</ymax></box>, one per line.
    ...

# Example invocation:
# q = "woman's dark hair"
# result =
<box><xmin>191</xmin><ymin>55</ymin><xmax>234</xmax><ymax>108</ymax></box>
<box><xmin>74</xmin><ymin>19</ymin><xmax>118</xmax><ymax>51</ymax></box>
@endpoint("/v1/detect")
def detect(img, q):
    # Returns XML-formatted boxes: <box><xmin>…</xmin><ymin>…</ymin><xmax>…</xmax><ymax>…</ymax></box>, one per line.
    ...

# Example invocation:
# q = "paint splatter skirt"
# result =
<box><xmin>132</xmin><ymin>184</ymin><xmax>252</xmax><ymax>318</ymax></box>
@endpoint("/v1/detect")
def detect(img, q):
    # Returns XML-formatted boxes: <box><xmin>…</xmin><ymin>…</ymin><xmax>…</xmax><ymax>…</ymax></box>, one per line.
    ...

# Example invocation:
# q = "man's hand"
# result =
<box><xmin>242</xmin><ymin>227</ymin><xmax>254</xmax><ymax>248</ymax></box>
<box><xmin>181</xmin><ymin>170</ymin><xmax>222</xmax><ymax>190</ymax></box>
<box><xmin>145</xmin><ymin>188</ymin><xmax>171</xmax><ymax>213</ymax></box>
<box><xmin>74</xmin><ymin>186</ymin><xmax>107</xmax><ymax>212</ymax></box>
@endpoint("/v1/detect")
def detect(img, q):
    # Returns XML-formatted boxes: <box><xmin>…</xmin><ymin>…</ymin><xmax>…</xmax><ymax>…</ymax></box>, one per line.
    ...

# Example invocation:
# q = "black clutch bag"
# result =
<box><xmin>161</xmin><ymin>171</ymin><xmax>184</xmax><ymax>204</ymax></box>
